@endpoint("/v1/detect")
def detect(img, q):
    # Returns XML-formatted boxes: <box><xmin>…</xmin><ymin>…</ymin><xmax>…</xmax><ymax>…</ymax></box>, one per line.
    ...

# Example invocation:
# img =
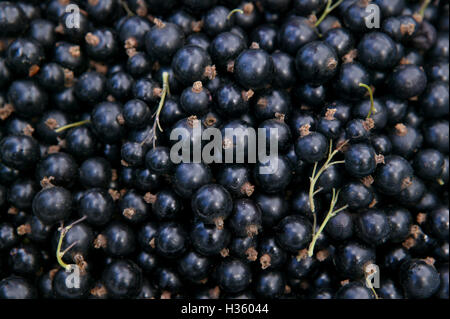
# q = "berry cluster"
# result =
<box><xmin>0</xmin><ymin>0</ymin><xmax>448</xmax><ymax>299</ymax></box>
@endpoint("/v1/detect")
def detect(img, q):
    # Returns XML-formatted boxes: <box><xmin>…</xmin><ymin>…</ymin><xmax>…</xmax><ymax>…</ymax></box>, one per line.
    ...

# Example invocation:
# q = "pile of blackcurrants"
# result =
<box><xmin>0</xmin><ymin>0</ymin><xmax>448</xmax><ymax>300</ymax></box>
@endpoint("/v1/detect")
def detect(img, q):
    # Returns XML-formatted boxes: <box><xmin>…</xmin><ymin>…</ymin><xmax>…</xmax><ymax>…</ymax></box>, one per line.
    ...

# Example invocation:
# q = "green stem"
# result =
<box><xmin>366</xmin><ymin>276</ymin><xmax>380</xmax><ymax>300</ymax></box>
<box><xmin>308</xmin><ymin>189</ymin><xmax>348</xmax><ymax>257</ymax></box>
<box><xmin>418</xmin><ymin>0</ymin><xmax>431</xmax><ymax>18</ymax></box>
<box><xmin>227</xmin><ymin>8</ymin><xmax>244</xmax><ymax>20</ymax></box>
<box><xmin>359</xmin><ymin>83</ymin><xmax>376</xmax><ymax>119</ymax></box>
<box><xmin>315</xmin><ymin>0</ymin><xmax>344</xmax><ymax>28</ymax></box>
<box><xmin>56</xmin><ymin>217</ymin><xmax>87</xmax><ymax>270</ymax></box>
<box><xmin>120</xmin><ymin>0</ymin><xmax>135</xmax><ymax>16</ymax></box>
<box><xmin>54</xmin><ymin>119</ymin><xmax>90</xmax><ymax>133</ymax></box>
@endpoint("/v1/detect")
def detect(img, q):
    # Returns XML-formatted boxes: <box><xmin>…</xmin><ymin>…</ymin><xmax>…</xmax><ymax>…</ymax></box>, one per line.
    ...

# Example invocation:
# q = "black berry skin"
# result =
<box><xmin>345</xmin><ymin>143</ymin><xmax>377</xmax><ymax>178</ymax></box>
<box><xmin>192</xmin><ymin>184</ymin><xmax>233</xmax><ymax>227</ymax></box>
<box><xmin>426</xmin><ymin>206</ymin><xmax>449</xmax><ymax>241</ymax></box>
<box><xmin>6</xmin><ymin>38</ymin><xmax>44</xmax><ymax>77</ymax></box>
<box><xmin>0</xmin><ymin>2</ymin><xmax>28</xmax><ymax>37</ymax></box>
<box><xmin>7</xmin><ymin>80</ymin><xmax>48</xmax><ymax>118</ymax></box>
<box><xmin>32</xmin><ymin>187</ymin><xmax>72</xmax><ymax>225</ymax></box>
<box><xmin>230</xmin><ymin>199</ymin><xmax>262</xmax><ymax>238</ymax></box>
<box><xmin>334</xmin><ymin>241</ymin><xmax>375</xmax><ymax>280</ymax></box>
<box><xmin>53</xmin><ymin>268</ymin><xmax>91</xmax><ymax>299</ymax></box>
<box><xmin>216</xmin><ymin>259</ymin><xmax>252</xmax><ymax>293</ymax></box>
<box><xmin>296</xmin><ymin>41</ymin><xmax>339</xmax><ymax>85</ymax></box>
<box><xmin>336</xmin><ymin>282</ymin><xmax>375</xmax><ymax>299</ymax></box>
<box><xmin>278</xmin><ymin>16</ymin><xmax>317</xmax><ymax>56</ymax></box>
<box><xmin>389</xmin><ymin>65</ymin><xmax>428</xmax><ymax>99</ymax></box>
<box><xmin>145</xmin><ymin>21</ymin><xmax>185</xmax><ymax>64</ymax></box>
<box><xmin>326</xmin><ymin>210</ymin><xmax>353</xmax><ymax>242</ymax></box>
<box><xmin>400</xmin><ymin>259</ymin><xmax>441</xmax><ymax>299</ymax></box>
<box><xmin>357</xmin><ymin>32</ymin><xmax>398</xmax><ymax>70</ymax></box>
<box><xmin>295</xmin><ymin>131</ymin><xmax>329</xmax><ymax>164</ymax></box>
<box><xmin>414</xmin><ymin>149</ymin><xmax>445</xmax><ymax>181</ymax></box>
<box><xmin>172</xmin><ymin>45</ymin><xmax>213</xmax><ymax>86</ymax></box>
<box><xmin>102</xmin><ymin>259</ymin><xmax>142</xmax><ymax>299</ymax></box>
<box><xmin>275</xmin><ymin>215</ymin><xmax>312</xmax><ymax>253</ymax></box>
<box><xmin>255</xmin><ymin>271</ymin><xmax>285</xmax><ymax>299</ymax></box>
<box><xmin>79</xmin><ymin>157</ymin><xmax>112</xmax><ymax>189</ymax></box>
<box><xmin>155</xmin><ymin>222</ymin><xmax>188</xmax><ymax>259</ymax></box>
<box><xmin>254</xmin><ymin>155</ymin><xmax>292</xmax><ymax>194</ymax></box>
<box><xmin>190</xmin><ymin>221</ymin><xmax>230</xmax><ymax>256</ymax></box>
<box><xmin>75</xmin><ymin>71</ymin><xmax>107</xmax><ymax>105</ymax></box>
<box><xmin>271</xmin><ymin>52</ymin><xmax>297</xmax><ymax>89</ymax></box>
<box><xmin>177</xmin><ymin>251</ymin><xmax>211</xmax><ymax>283</ymax></box>
<box><xmin>0</xmin><ymin>277</ymin><xmax>36</xmax><ymax>299</ymax></box>
<box><xmin>79</xmin><ymin>189</ymin><xmax>114</xmax><ymax>226</ymax></box>
<box><xmin>355</xmin><ymin>209</ymin><xmax>391</xmax><ymax>246</ymax></box>
<box><xmin>173</xmin><ymin>163</ymin><xmax>212</xmax><ymax>199</ymax></box>
<box><xmin>386</xmin><ymin>207</ymin><xmax>412</xmax><ymax>244</ymax></box>
<box><xmin>91</xmin><ymin>102</ymin><xmax>125</xmax><ymax>144</ymax></box>
<box><xmin>420</xmin><ymin>81</ymin><xmax>449</xmax><ymax>119</ymax></box>
<box><xmin>8</xmin><ymin>179</ymin><xmax>38</xmax><ymax>210</ymax></box>
<box><xmin>323</xmin><ymin>27</ymin><xmax>354</xmax><ymax>58</ymax></box>
<box><xmin>234</xmin><ymin>47</ymin><xmax>274</xmax><ymax>90</ymax></box>
<box><xmin>334</xmin><ymin>62</ymin><xmax>371</xmax><ymax>101</ymax></box>
<box><xmin>210</xmin><ymin>32</ymin><xmax>247</xmax><ymax>71</ymax></box>
<box><xmin>375</xmin><ymin>155</ymin><xmax>414</xmax><ymax>195</ymax></box>
<box><xmin>0</xmin><ymin>135</ymin><xmax>40</xmax><ymax>171</ymax></box>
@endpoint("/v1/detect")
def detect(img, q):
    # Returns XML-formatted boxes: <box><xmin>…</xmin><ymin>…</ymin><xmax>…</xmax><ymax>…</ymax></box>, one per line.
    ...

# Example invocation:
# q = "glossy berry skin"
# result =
<box><xmin>152</xmin><ymin>190</ymin><xmax>183</xmax><ymax>221</ymax></box>
<box><xmin>7</xmin><ymin>179</ymin><xmax>37</xmax><ymax>210</ymax></box>
<box><xmin>177</xmin><ymin>251</ymin><xmax>211</xmax><ymax>283</ymax></box>
<box><xmin>0</xmin><ymin>136</ymin><xmax>40</xmax><ymax>173</ymax></box>
<box><xmin>414</xmin><ymin>149</ymin><xmax>445</xmax><ymax>181</ymax></box>
<box><xmin>216</xmin><ymin>83</ymin><xmax>250</xmax><ymax>117</ymax></box>
<box><xmin>203</xmin><ymin>6</ymin><xmax>231</xmax><ymax>37</ymax></box>
<box><xmin>345</xmin><ymin>143</ymin><xmax>377</xmax><ymax>178</ymax></box>
<box><xmin>230</xmin><ymin>199</ymin><xmax>262</xmax><ymax>238</ymax></box>
<box><xmin>353</xmin><ymin>99</ymin><xmax>388</xmax><ymax>131</ymax></box>
<box><xmin>145</xmin><ymin>22</ymin><xmax>184</xmax><ymax>64</ymax></box>
<box><xmin>53</xmin><ymin>42</ymin><xmax>85</xmax><ymax>75</ymax></box>
<box><xmin>100</xmin><ymin>222</ymin><xmax>135</xmax><ymax>257</ymax></box>
<box><xmin>345</xmin><ymin>119</ymin><xmax>371</xmax><ymax>142</ymax></box>
<box><xmin>145</xmin><ymin>147</ymin><xmax>174</xmax><ymax>174</ymax></box>
<box><xmin>336</xmin><ymin>282</ymin><xmax>375</xmax><ymax>299</ymax></box>
<box><xmin>325</xmin><ymin>210</ymin><xmax>353</xmax><ymax>241</ymax></box>
<box><xmin>79</xmin><ymin>157</ymin><xmax>112</xmax><ymax>189</ymax></box>
<box><xmin>253</xmin><ymin>155</ymin><xmax>292</xmax><ymax>194</ymax></box>
<box><xmin>334</xmin><ymin>241</ymin><xmax>375</xmax><ymax>280</ymax></box>
<box><xmin>172</xmin><ymin>45</ymin><xmax>213</xmax><ymax>86</ymax></box>
<box><xmin>0</xmin><ymin>2</ymin><xmax>28</xmax><ymax>37</ymax></box>
<box><xmin>107</xmin><ymin>72</ymin><xmax>134</xmax><ymax>101</ymax></box>
<box><xmin>122</xmin><ymin>99</ymin><xmax>151</xmax><ymax>128</ymax></box>
<box><xmin>121</xmin><ymin>142</ymin><xmax>145</xmax><ymax>167</ymax></box>
<box><xmin>78</xmin><ymin>189</ymin><xmax>114</xmax><ymax>226</ymax></box>
<box><xmin>91</xmin><ymin>102</ymin><xmax>125</xmax><ymax>144</ymax></box>
<box><xmin>65</xmin><ymin>127</ymin><xmax>97</xmax><ymax>160</ymax></box>
<box><xmin>85</xmin><ymin>28</ymin><xmax>118</xmax><ymax>61</ymax></box>
<box><xmin>217</xmin><ymin>165</ymin><xmax>254</xmax><ymax>198</ymax></box>
<box><xmin>420</xmin><ymin>81</ymin><xmax>449</xmax><ymax>119</ymax></box>
<box><xmin>216</xmin><ymin>259</ymin><xmax>252</xmax><ymax>293</ymax></box>
<box><xmin>7</xmin><ymin>80</ymin><xmax>48</xmax><ymax>118</ymax></box>
<box><xmin>74</xmin><ymin>72</ymin><xmax>107</xmax><ymax>105</ymax></box>
<box><xmin>155</xmin><ymin>222</ymin><xmax>188</xmax><ymax>259</ymax></box>
<box><xmin>296</xmin><ymin>41</ymin><xmax>339</xmax><ymax>85</ymax></box>
<box><xmin>235</xmin><ymin>48</ymin><xmax>274</xmax><ymax>90</ymax></box>
<box><xmin>424</xmin><ymin>121</ymin><xmax>449</xmax><ymax>154</ymax></box>
<box><xmin>275</xmin><ymin>215</ymin><xmax>312</xmax><ymax>253</ymax></box>
<box><xmin>254</xmin><ymin>89</ymin><xmax>291</xmax><ymax>122</ymax></box>
<box><xmin>334</xmin><ymin>62</ymin><xmax>371</xmax><ymax>101</ymax></box>
<box><xmin>102</xmin><ymin>260</ymin><xmax>142</xmax><ymax>299</ymax></box>
<box><xmin>8</xmin><ymin>244</ymin><xmax>40</xmax><ymax>276</ymax></box>
<box><xmin>210</xmin><ymin>32</ymin><xmax>246</xmax><ymax>71</ymax></box>
<box><xmin>255</xmin><ymin>271</ymin><xmax>285</xmax><ymax>299</ymax></box>
<box><xmin>0</xmin><ymin>277</ymin><xmax>36</xmax><ymax>299</ymax></box>
<box><xmin>254</xmin><ymin>192</ymin><xmax>288</xmax><ymax>227</ymax></box>
<box><xmin>192</xmin><ymin>184</ymin><xmax>233</xmax><ymax>227</ymax></box>
<box><xmin>400</xmin><ymin>259</ymin><xmax>441</xmax><ymax>299</ymax></box>
<box><xmin>426</xmin><ymin>207</ymin><xmax>449</xmax><ymax>241</ymax></box>
<box><xmin>32</xmin><ymin>187</ymin><xmax>72</xmax><ymax>225</ymax></box>
<box><xmin>258</xmin><ymin>237</ymin><xmax>287</xmax><ymax>270</ymax></box>
<box><xmin>323</xmin><ymin>28</ymin><xmax>354</xmax><ymax>58</ymax></box>
<box><xmin>278</xmin><ymin>16</ymin><xmax>317</xmax><ymax>56</ymax></box>
<box><xmin>355</xmin><ymin>209</ymin><xmax>391</xmax><ymax>246</ymax></box>
<box><xmin>180</xmin><ymin>82</ymin><xmax>211</xmax><ymax>116</ymax></box>
<box><xmin>389</xmin><ymin>124</ymin><xmax>423</xmax><ymax>158</ymax></box>
<box><xmin>0</xmin><ymin>223</ymin><xmax>18</xmax><ymax>251</ymax></box>
<box><xmin>386</xmin><ymin>207</ymin><xmax>412</xmax><ymax>243</ymax></box>
<box><xmin>389</xmin><ymin>65</ymin><xmax>427</xmax><ymax>99</ymax></box>
<box><xmin>251</xmin><ymin>24</ymin><xmax>278</xmax><ymax>53</ymax></box>
<box><xmin>271</xmin><ymin>52</ymin><xmax>297</xmax><ymax>89</ymax></box>
<box><xmin>28</xmin><ymin>19</ymin><xmax>55</xmax><ymax>51</ymax></box>
<box><xmin>191</xmin><ymin>221</ymin><xmax>230</xmax><ymax>256</ymax></box>
<box><xmin>173</xmin><ymin>163</ymin><xmax>212</xmax><ymax>199</ymax></box>
<box><xmin>295</xmin><ymin>131</ymin><xmax>328</xmax><ymax>164</ymax></box>
<box><xmin>53</xmin><ymin>269</ymin><xmax>91</xmax><ymax>299</ymax></box>
<box><xmin>6</xmin><ymin>38</ymin><xmax>44</xmax><ymax>77</ymax></box>
<box><xmin>357</xmin><ymin>32</ymin><xmax>398</xmax><ymax>70</ymax></box>
<box><xmin>375</xmin><ymin>155</ymin><xmax>413</xmax><ymax>195</ymax></box>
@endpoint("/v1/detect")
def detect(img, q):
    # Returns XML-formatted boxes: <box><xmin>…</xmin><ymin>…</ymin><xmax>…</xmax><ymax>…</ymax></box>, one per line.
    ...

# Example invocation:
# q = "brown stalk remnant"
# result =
<box><xmin>90</xmin><ymin>285</ymin><xmax>107</xmax><ymax>298</ymax></box>
<box><xmin>108</xmin><ymin>189</ymin><xmax>121</xmax><ymax>201</ymax></box>
<box><xmin>209</xmin><ymin>286</ymin><xmax>221</xmax><ymax>299</ymax></box>
<box><xmin>111</xmin><ymin>169</ymin><xmax>118</xmax><ymax>181</ymax></box>
<box><xmin>416</xmin><ymin>212</ymin><xmax>427</xmax><ymax>224</ymax></box>
<box><xmin>297</xmin><ymin>249</ymin><xmax>308</xmax><ymax>261</ymax></box>
<box><xmin>143</xmin><ymin>192</ymin><xmax>157</xmax><ymax>204</ymax></box>
<box><xmin>241</xmin><ymin>182</ymin><xmax>255</xmax><ymax>197</ymax></box>
<box><xmin>161</xmin><ymin>291</ymin><xmax>171</xmax><ymax>299</ymax></box>
<box><xmin>222</xmin><ymin>138</ymin><xmax>233</xmax><ymax>149</ymax></box>
<box><xmin>402</xmin><ymin>237</ymin><xmax>415</xmax><ymax>250</ymax></box>
<box><xmin>203</xmin><ymin>65</ymin><xmax>217</xmax><ymax>80</ymax></box>
<box><xmin>220</xmin><ymin>248</ymin><xmax>230</xmax><ymax>258</ymax></box>
<box><xmin>214</xmin><ymin>217</ymin><xmax>225</xmax><ymax>230</ymax></box>
<box><xmin>149</xmin><ymin>238</ymin><xmax>156</xmax><ymax>249</ymax></box>
<box><xmin>299</xmin><ymin>124</ymin><xmax>311</xmax><ymax>137</ymax></box>
<box><xmin>227</xmin><ymin>60</ymin><xmax>235</xmax><ymax>73</ymax></box>
<box><xmin>246</xmin><ymin>224</ymin><xmax>259</xmax><ymax>237</ymax></box>
<box><xmin>340</xmin><ymin>279</ymin><xmax>350</xmax><ymax>286</ymax></box>
<box><xmin>245</xmin><ymin>247</ymin><xmax>258</xmax><ymax>262</ymax></box>
<box><xmin>401</xmin><ymin>177</ymin><xmax>413</xmax><ymax>190</ymax></box>
<box><xmin>17</xmin><ymin>224</ymin><xmax>32</xmax><ymax>236</ymax></box>
<box><xmin>275</xmin><ymin>112</ymin><xmax>285</xmax><ymax>122</ymax></box>
<box><xmin>284</xmin><ymin>285</ymin><xmax>292</xmax><ymax>294</ymax></box>
<box><xmin>0</xmin><ymin>104</ymin><xmax>14</xmax><ymax>120</ymax></box>
<box><xmin>250</xmin><ymin>42</ymin><xmax>260</xmax><ymax>49</ymax></box>
<box><xmin>242</xmin><ymin>89</ymin><xmax>254</xmax><ymax>101</ymax></box>
<box><xmin>368</xmin><ymin>198</ymin><xmax>377</xmax><ymax>208</ymax></box>
<box><xmin>121</xmin><ymin>160</ymin><xmax>129</xmax><ymax>167</ymax></box>
<box><xmin>191</xmin><ymin>20</ymin><xmax>204</xmax><ymax>33</ymax></box>
<box><xmin>363</xmin><ymin>118</ymin><xmax>375</xmax><ymax>131</ymax></box>
<box><xmin>395</xmin><ymin>123</ymin><xmax>408</xmax><ymax>136</ymax></box>
<box><xmin>124</xmin><ymin>37</ymin><xmax>138</xmax><ymax>49</ymax></box>
<box><xmin>375</xmin><ymin>154</ymin><xmax>385</xmax><ymax>165</ymax></box>
<box><xmin>106</xmin><ymin>95</ymin><xmax>116</xmax><ymax>102</ymax></box>
<box><xmin>136</xmin><ymin>0</ymin><xmax>148</xmax><ymax>16</ymax></box>
<box><xmin>187</xmin><ymin>115</ymin><xmax>199</xmax><ymax>128</ymax></box>
<box><xmin>361</xmin><ymin>175</ymin><xmax>374</xmax><ymax>187</ymax></box>
<box><xmin>64</xmin><ymin>69</ymin><xmax>74</xmax><ymax>87</ymax></box>
<box><xmin>89</xmin><ymin>61</ymin><xmax>108</xmax><ymax>74</ymax></box>
<box><xmin>412</xmin><ymin>13</ymin><xmax>423</xmax><ymax>24</ymax></box>
<box><xmin>116</xmin><ymin>114</ymin><xmax>125</xmax><ymax>125</ymax></box>
<box><xmin>74</xmin><ymin>253</ymin><xmax>88</xmax><ymax>274</ymax></box>
<box><xmin>153</xmin><ymin>87</ymin><xmax>163</xmax><ymax>97</ymax></box>
<box><xmin>324</xmin><ymin>108</ymin><xmax>337</xmax><ymax>121</ymax></box>
<box><xmin>47</xmin><ymin>145</ymin><xmax>61</xmax><ymax>154</ymax></box>
<box><xmin>69</xmin><ymin>46</ymin><xmax>81</xmax><ymax>57</ymax></box>
<box><xmin>400</xmin><ymin>22</ymin><xmax>416</xmax><ymax>36</ymax></box>
<box><xmin>40</xmin><ymin>176</ymin><xmax>55</xmax><ymax>188</ymax></box>
<box><xmin>400</xmin><ymin>57</ymin><xmax>411</xmax><ymax>65</ymax></box>
<box><xmin>153</xmin><ymin>18</ymin><xmax>166</xmax><ymax>28</ymax></box>
<box><xmin>192</xmin><ymin>81</ymin><xmax>203</xmax><ymax>93</ymax></box>
<box><xmin>85</xmin><ymin>33</ymin><xmax>100</xmax><ymax>46</ymax></box>
<box><xmin>29</xmin><ymin>65</ymin><xmax>40</xmax><ymax>77</ymax></box>
<box><xmin>94</xmin><ymin>234</ymin><xmax>107</xmax><ymax>249</ymax></box>
<box><xmin>316</xmin><ymin>249</ymin><xmax>330</xmax><ymax>262</ymax></box>
<box><xmin>243</xmin><ymin>2</ymin><xmax>254</xmax><ymax>15</ymax></box>
<box><xmin>260</xmin><ymin>254</ymin><xmax>271</xmax><ymax>270</ymax></box>
<box><xmin>257</xmin><ymin>97</ymin><xmax>267</xmax><ymax>108</ymax></box>
<box><xmin>126</xmin><ymin>48</ymin><xmax>137</xmax><ymax>57</ymax></box>
<box><xmin>22</xmin><ymin>124</ymin><xmax>35</xmax><ymax>136</ymax></box>
<box><xmin>123</xmin><ymin>208</ymin><xmax>136</xmax><ymax>219</ymax></box>
<box><xmin>308</xmin><ymin>14</ymin><xmax>318</xmax><ymax>26</ymax></box>
<box><xmin>45</xmin><ymin>118</ymin><xmax>59</xmax><ymax>130</ymax></box>
<box><xmin>204</xmin><ymin>115</ymin><xmax>217</xmax><ymax>127</ymax></box>
<box><xmin>54</xmin><ymin>24</ymin><xmax>64</xmax><ymax>34</ymax></box>
<box><xmin>327</xmin><ymin>58</ymin><xmax>338</xmax><ymax>70</ymax></box>
<box><xmin>342</xmin><ymin>49</ymin><xmax>358</xmax><ymax>63</ymax></box>
<box><xmin>331</xmin><ymin>21</ymin><xmax>342</xmax><ymax>29</ymax></box>
<box><xmin>424</xmin><ymin>257</ymin><xmax>435</xmax><ymax>266</ymax></box>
